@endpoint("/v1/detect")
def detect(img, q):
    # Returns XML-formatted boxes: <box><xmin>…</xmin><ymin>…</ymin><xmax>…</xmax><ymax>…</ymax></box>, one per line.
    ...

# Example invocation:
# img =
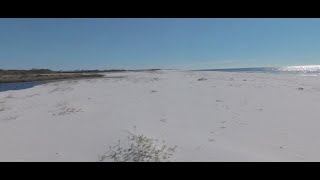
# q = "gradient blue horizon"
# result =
<box><xmin>1</xmin><ymin>18</ymin><xmax>320</xmax><ymax>70</ymax></box>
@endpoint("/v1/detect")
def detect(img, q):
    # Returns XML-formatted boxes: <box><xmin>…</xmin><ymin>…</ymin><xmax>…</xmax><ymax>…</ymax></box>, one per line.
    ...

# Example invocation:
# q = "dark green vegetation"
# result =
<box><xmin>0</xmin><ymin>68</ymin><xmax>161</xmax><ymax>83</ymax></box>
<box><xmin>0</xmin><ymin>69</ymin><xmax>53</xmax><ymax>75</ymax></box>
<box><xmin>0</xmin><ymin>69</ymin><xmax>104</xmax><ymax>83</ymax></box>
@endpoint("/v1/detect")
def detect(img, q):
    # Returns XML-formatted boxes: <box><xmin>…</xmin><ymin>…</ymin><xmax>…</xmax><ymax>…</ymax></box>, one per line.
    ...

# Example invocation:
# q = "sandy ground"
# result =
<box><xmin>1</xmin><ymin>70</ymin><xmax>320</xmax><ymax>161</ymax></box>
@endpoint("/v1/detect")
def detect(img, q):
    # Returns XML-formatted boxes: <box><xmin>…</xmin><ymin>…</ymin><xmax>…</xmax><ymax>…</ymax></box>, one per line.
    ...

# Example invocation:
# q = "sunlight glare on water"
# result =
<box><xmin>278</xmin><ymin>65</ymin><xmax>320</xmax><ymax>74</ymax></box>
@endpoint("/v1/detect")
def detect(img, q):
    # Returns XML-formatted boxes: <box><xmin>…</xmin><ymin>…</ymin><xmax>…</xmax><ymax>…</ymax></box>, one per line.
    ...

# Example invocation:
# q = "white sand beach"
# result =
<box><xmin>1</xmin><ymin>70</ymin><xmax>320</xmax><ymax>161</ymax></box>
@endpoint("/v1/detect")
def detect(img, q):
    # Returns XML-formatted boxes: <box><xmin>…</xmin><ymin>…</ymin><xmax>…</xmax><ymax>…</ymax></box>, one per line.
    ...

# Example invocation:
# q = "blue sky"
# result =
<box><xmin>1</xmin><ymin>18</ymin><xmax>320</xmax><ymax>70</ymax></box>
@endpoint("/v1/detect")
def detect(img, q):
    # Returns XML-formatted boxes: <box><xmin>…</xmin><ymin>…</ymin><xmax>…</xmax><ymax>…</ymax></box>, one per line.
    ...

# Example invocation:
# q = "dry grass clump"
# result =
<box><xmin>52</xmin><ymin>102</ymin><xmax>82</xmax><ymax>116</ymax></box>
<box><xmin>99</xmin><ymin>134</ymin><xmax>177</xmax><ymax>162</ymax></box>
<box><xmin>198</xmin><ymin>78</ymin><xmax>207</xmax><ymax>81</ymax></box>
<box><xmin>5</xmin><ymin>94</ymin><xmax>14</xmax><ymax>99</ymax></box>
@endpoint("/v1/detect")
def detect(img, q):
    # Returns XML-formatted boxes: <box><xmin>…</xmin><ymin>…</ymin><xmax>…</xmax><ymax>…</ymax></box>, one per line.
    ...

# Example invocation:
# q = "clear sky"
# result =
<box><xmin>1</xmin><ymin>18</ymin><xmax>320</xmax><ymax>70</ymax></box>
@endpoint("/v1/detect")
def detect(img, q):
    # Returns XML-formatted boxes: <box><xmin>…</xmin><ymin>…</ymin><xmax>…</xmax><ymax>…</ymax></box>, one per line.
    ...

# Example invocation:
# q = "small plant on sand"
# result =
<box><xmin>99</xmin><ymin>133</ymin><xmax>177</xmax><ymax>162</ymax></box>
<box><xmin>51</xmin><ymin>102</ymin><xmax>83</xmax><ymax>116</ymax></box>
<box><xmin>198</xmin><ymin>77</ymin><xmax>207</xmax><ymax>81</ymax></box>
<box><xmin>5</xmin><ymin>94</ymin><xmax>14</xmax><ymax>99</ymax></box>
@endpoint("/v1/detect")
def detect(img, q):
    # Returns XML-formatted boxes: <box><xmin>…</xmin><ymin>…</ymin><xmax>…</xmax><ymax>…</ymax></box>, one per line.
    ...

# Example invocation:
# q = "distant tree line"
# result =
<box><xmin>0</xmin><ymin>68</ymin><xmax>53</xmax><ymax>75</ymax></box>
<box><xmin>0</xmin><ymin>68</ymin><xmax>161</xmax><ymax>75</ymax></box>
<box><xmin>58</xmin><ymin>69</ymin><xmax>128</xmax><ymax>73</ymax></box>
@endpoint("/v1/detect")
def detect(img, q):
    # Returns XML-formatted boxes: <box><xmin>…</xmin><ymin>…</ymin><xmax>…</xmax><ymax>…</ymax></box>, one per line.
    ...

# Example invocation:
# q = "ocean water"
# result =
<box><xmin>195</xmin><ymin>65</ymin><xmax>320</xmax><ymax>76</ymax></box>
<box><xmin>0</xmin><ymin>81</ymin><xmax>46</xmax><ymax>92</ymax></box>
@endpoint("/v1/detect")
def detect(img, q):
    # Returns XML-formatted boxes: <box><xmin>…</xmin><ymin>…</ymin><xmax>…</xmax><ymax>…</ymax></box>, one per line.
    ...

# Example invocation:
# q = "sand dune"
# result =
<box><xmin>1</xmin><ymin>70</ymin><xmax>320</xmax><ymax>161</ymax></box>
